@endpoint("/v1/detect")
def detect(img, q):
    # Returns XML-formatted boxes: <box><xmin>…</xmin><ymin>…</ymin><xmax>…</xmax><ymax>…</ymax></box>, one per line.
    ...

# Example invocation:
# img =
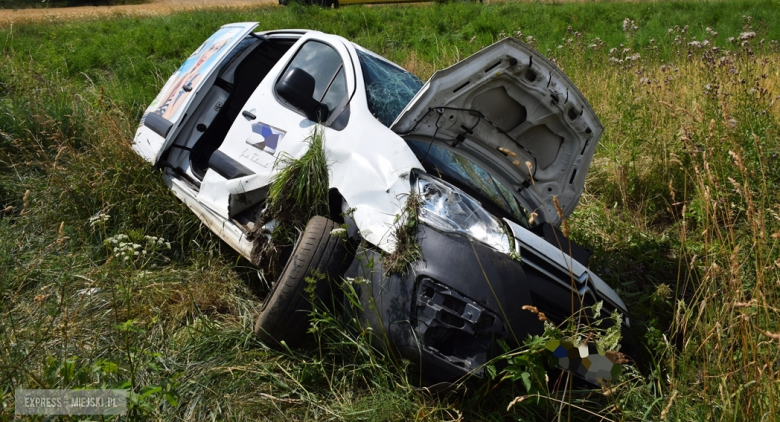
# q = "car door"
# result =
<box><xmin>133</xmin><ymin>22</ymin><xmax>259</xmax><ymax>165</ymax></box>
<box><xmin>195</xmin><ymin>33</ymin><xmax>357</xmax><ymax>218</ymax></box>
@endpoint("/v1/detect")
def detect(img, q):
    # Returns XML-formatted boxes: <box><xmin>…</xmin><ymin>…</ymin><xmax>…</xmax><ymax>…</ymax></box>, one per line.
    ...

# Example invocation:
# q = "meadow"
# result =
<box><xmin>1</xmin><ymin>0</ymin><xmax>779</xmax><ymax>420</ymax></box>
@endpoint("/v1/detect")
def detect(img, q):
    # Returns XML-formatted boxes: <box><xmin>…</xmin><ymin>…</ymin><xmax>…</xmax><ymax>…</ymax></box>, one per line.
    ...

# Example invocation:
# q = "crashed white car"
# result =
<box><xmin>133</xmin><ymin>23</ymin><xmax>635</xmax><ymax>383</ymax></box>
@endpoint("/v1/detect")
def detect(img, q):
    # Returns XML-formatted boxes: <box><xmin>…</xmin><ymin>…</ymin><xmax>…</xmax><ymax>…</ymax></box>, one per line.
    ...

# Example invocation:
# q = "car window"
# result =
<box><xmin>356</xmin><ymin>49</ymin><xmax>423</xmax><ymax>127</ymax></box>
<box><xmin>277</xmin><ymin>41</ymin><xmax>347</xmax><ymax>115</ymax></box>
<box><xmin>321</xmin><ymin>66</ymin><xmax>347</xmax><ymax>113</ymax></box>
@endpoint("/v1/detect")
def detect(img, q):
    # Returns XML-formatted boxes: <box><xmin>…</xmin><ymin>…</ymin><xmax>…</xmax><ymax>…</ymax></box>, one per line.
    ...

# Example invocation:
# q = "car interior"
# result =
<box><xmin>160</xmin><ymin>34</ymin><xmax>299</xmax><ymax>187</ymax></box>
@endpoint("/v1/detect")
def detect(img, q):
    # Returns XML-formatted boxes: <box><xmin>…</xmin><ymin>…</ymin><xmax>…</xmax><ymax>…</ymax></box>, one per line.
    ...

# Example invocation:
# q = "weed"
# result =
<box><xmin>248</xmin><ymin>125</ymin><xmax>330</xmax><ymax>274</ymax></box>
<box><xmin>382</xmin><ymin>191</ymin><xmax>422</xmax><ymax>276</ymax></box>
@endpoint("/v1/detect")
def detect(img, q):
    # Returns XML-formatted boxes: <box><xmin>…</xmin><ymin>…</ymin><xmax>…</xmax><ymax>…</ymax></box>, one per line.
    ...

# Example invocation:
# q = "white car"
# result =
<box><xmin>132</xmin><ymin>23</ymin><xmax>634</xmax><ymax>383</ymax></box>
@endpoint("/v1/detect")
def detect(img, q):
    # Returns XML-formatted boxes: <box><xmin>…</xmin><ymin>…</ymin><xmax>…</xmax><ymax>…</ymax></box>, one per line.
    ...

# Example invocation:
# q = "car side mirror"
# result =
<box><xmin>277</xmin><ymin>67</ymin><xmax>330</xmax><ymax>122</ymax></box>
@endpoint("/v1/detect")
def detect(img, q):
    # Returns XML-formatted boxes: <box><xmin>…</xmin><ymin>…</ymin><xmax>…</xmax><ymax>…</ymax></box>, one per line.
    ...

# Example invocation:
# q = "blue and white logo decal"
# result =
<box><xmin>246</xmin><ymin>122</ymin><xmax>286</xmax><ymax>155</ymax></box>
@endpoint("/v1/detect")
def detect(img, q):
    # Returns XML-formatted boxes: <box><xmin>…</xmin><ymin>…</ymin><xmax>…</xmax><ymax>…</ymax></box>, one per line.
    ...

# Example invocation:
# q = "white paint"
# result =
<box><xmin>393</xmin><ymin>38</ymin><xmax>603</xmax><ymax>227</ymax></box>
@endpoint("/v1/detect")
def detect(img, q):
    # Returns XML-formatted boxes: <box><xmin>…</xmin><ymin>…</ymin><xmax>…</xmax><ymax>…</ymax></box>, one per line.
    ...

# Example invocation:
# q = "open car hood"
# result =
<box><xmin>391</xmin><ymin>38</ymin><xmax>602</xmax><ymax>226</ymax></box>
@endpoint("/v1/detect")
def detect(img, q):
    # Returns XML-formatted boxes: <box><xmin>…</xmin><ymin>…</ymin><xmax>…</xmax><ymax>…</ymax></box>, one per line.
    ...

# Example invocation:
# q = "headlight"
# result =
<box><xmin>413</xmin><ymin>172</ymin><xmax>511</xmax><ymax>254</ymax></box>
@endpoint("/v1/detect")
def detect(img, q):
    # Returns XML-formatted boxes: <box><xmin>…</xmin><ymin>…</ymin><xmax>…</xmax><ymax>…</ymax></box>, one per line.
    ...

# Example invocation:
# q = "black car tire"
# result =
<box><xmin>279</xmin><ymin>0</ymin><xmax>288</xmax><ymax>5</ymax></box>
<box><xmin>254</xmin><ymin>216</ymin><xmax>348</xmax><ymax>347</ymax></box>
<box><xmin>318</xmin><ymin>0</ymin><xmax>333</xmax><ymax>7</ymax></box>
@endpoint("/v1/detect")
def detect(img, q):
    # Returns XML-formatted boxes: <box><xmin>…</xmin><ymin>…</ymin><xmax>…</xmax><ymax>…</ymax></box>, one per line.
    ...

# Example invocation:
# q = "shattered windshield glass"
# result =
<box><xmin>407</xmin><ymin>139</ymin><xmax>530</xmax><ymax>227</ymax></box>
<box><xmin>356</xmin><ymin>49</ymin><xmax>423</xmax><ymax>127</ymax></box>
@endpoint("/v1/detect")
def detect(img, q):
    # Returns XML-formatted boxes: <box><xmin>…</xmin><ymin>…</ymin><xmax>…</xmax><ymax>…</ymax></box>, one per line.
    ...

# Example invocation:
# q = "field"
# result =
<box><xmin>2</xmin><ymin>0</ymin><xmax>780</xmax><ymax>420</ymax></box>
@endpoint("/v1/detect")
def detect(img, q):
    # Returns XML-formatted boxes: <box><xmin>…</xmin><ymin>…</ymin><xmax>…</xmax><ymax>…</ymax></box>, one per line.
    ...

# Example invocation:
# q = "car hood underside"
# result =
<box><xmin>392</xmin><ymin>38</ymin><xmax>603</xmax><ymax>227</ymax></box>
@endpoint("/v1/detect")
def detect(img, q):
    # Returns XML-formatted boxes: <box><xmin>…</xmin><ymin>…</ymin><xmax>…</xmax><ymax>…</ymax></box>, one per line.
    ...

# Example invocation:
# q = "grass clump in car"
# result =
<box><xmin>249</xmin><ymin>125</ymin><xmax>330</xmax><ymax>274</ymax></box>
<box><xmin>382</xmin><ymin>192</ymin><xmax>422</xmax><ymax>276</ymax></box>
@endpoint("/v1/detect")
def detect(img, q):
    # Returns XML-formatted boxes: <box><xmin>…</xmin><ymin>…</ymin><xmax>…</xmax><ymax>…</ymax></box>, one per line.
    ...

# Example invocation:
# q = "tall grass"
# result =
<box><xmin>1</xmin><ymin>1</ymin><xmax>779</xmax><ymax>420</ymax></box>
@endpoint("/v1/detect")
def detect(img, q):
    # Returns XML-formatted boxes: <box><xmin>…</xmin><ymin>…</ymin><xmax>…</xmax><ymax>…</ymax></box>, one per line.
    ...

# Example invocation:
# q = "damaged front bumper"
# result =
<box><xmin>344</xmin><ymin>223</ymin><xmax>635</xmax><ymax>384</ymax></box>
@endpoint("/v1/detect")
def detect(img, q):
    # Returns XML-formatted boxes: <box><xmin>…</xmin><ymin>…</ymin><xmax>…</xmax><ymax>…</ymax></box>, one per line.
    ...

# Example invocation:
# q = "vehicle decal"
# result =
<box><xmin>146</xmin><ymin>26</ymin><xmax>246</xmax><ymax>125</ymax></box>
<box><xmin>246</xmin><ymin>122</ymin><xmax>286</xmax><ymax>155</ymax></box>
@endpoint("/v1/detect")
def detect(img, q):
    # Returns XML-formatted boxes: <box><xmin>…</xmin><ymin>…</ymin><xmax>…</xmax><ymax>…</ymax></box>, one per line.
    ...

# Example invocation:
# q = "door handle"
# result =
<box><xmin>242</xmin><ymin>110</ymin><xmax>257</xmax><ymax>120</ymax></box>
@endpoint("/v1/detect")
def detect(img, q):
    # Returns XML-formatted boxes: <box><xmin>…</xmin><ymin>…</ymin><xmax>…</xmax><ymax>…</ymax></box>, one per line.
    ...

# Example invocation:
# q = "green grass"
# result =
<box><xmin>2</xmin><ymin>0</ymin><xmax>780</xmax><ymax>420</ymax></box>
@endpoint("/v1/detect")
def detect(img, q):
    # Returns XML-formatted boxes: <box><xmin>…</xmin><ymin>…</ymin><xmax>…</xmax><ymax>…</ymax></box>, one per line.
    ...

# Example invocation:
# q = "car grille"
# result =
<box><xmin>414</xmin><ymin>277</ymin><xmax>505</xmax><ymax>376</ymax></box>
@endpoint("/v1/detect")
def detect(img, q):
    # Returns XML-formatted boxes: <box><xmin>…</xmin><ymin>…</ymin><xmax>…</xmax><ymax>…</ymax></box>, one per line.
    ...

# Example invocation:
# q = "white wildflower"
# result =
<box><xmin>89</xmin><ymin>213</ymin><xmax>110</xmax><ymax>227</ymax></box>
<box><xmin>622</xmin><ymin>18</ymin><xmax>638</xmax><ymax>33</ymax></box>
<box><xmin>330</xmin><ymin>228</ymin><xmax>347</xmax><ymax>238</ymax></box>
<box><xmin>739</xmin><ymin>31</ymin><xmax>756</xmax><ymax>41</ymax></box>
<box><xmin>626</xmin><ymin>53</ymin><xmax>641</xmax><ymax>61</ymax></box>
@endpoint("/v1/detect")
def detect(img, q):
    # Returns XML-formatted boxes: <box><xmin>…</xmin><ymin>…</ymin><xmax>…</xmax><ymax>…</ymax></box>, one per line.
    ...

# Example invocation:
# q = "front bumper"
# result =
<box><xmin>343</xmin><ymin>223</ymin><xmax>634</xmax><ymax>383</ymax></box>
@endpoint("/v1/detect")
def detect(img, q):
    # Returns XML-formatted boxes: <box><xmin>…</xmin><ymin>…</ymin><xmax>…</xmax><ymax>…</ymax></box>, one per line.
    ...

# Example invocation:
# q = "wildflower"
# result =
<box><xmin>739</xmin><ymin>31</ymin><xmax>756</xmax><ymax>41</ymax></box>
<box><xmin>330</xmin><ymin>227</ymin><xmax>347</xmax><ymax>238</ymax></box>
<box><xmin>89</xmin><ymin>212</ymin><xmax>110</xmax><ymax>227</ymax></box>
<box><xmin>622</xmin><ymin>17</ymin><xmax>638</xmax><ymax>33</ymax></box>
<box><xmin>625</xmin><ymin>53</ymin><xmax>641</xmax><ymax>61</ymax></box>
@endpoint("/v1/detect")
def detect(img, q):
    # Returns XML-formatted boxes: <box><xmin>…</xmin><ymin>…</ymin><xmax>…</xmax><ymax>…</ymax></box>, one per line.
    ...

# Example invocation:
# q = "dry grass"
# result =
<box><xmin>0</xmin><ymin>0</ymin><xmax>272</xmax><ymax>28</ymax></box>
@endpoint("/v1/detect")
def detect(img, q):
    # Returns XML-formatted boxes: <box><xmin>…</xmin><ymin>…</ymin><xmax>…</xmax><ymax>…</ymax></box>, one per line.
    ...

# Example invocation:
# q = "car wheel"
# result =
<box><xmin>278</xmin><ymin>0</ymin><xmax>288</xmax><ymax>5</ymax></box>
<box><xmin>254</xmin><ymin>216</ymin><xmax>349</xmax><ymax>347</ymax></box>
<box><xmin>318</xmin><ymin>0</ymin><xmax>333</xmax><ymax>7</ymax></box>
<box><xmin>332</xmin><ymin>0</ymin><xmax>339</xmax><ymax>8</ymax></box>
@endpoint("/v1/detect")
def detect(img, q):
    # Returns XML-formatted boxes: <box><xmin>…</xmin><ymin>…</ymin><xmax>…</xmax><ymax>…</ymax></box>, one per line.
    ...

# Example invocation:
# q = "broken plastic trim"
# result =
<box><xmin>414</xmin><ymin>277</ymin><xmax>505</xmax><ymax>376</ymax></box>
